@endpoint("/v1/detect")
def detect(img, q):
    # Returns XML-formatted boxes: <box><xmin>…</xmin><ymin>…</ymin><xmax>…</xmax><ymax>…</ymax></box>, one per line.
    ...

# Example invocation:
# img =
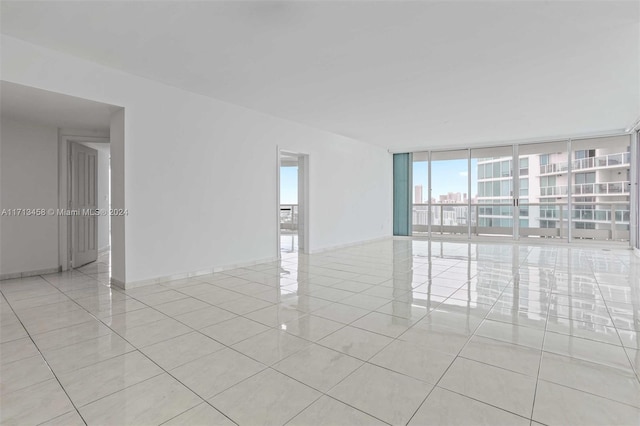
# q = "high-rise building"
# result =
<box><xmin>439</xmin><ymin>192</ymin><xmax>467</xmax><ymax>204</ymax></box>
<box><xmin>476</xmin><ymin>137</ymin><xmax>631</xmax><ymax>239</ymax></box>
<box><xmin>414</xmin><ymin>185</ymin><xmax>423</xmax><ymax>204</ymax></box>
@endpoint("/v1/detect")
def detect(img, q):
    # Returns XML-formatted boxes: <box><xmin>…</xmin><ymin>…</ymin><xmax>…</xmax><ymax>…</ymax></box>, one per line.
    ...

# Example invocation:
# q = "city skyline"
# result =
<box><xmin>413</xmin><ymin>158</ymin><xmax>479</xmax><ymax>201</ymax></box>
<box><xmin>412</xmin><ymin>142</ymin><xmax>631</xmax><ymax>238</ymax></box>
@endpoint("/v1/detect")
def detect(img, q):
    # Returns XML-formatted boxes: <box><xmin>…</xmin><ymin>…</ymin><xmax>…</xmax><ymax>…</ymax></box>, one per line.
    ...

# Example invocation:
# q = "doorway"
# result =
<box><xmin>278</xmin><ymin>150</ymin><xmax>309</xmax><ymax>255</ymax></box>
<box><xmin>0</xmin><ymin>81</ymin><xmax>124</xmax><ymax>283</ymax></box>
<box><xmin>61</xmin><ymin>137</ymin><xmax>111</xmax><ymax>271</ymax></box>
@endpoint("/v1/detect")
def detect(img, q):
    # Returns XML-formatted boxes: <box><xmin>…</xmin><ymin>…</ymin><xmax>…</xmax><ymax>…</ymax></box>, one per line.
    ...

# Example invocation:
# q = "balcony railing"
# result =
<box><xmin>539</xmin><ymin>163</ymin><xmax>568</xmax><ymax>175</ymax></box>
<box><xmin>539</xmin><ymin>152</ymin><xmax>629</xmax><ymax>175</ymax></box>
<box><xmin>280</xmin><ymin>204</ymin><xmax>298</xmax><ymax>232</ymax></box>
<box><xmin>540</xmin><ymin>181</ymin><xmax>629</xmax><ymax>197</ymax></box>
<box><xmin>573</xmin><ymin>181</ymin><xmax>628</xmax><ymax>195</ymax></box>
<box><xmin>412</xmin><ymin>202</ymin><xmax>630</xmax><ymax>241</ymax></box>
<box><xmin>536</xmin><ymin>206</ymin><xmax>630</xmax><ymax>223</ymax></box>
<box><xmin>573</xmin><ymin>152</ymin><xmax>630</xmax><ymax>171</ymax></box>
<box><xmin>540</xmin><ymin>186</ymin><xmax>568</xmax><ymax>196</ymax></box>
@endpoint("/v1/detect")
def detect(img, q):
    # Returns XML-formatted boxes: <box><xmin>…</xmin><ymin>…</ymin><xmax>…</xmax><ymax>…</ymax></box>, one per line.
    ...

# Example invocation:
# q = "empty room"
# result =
<box><xmin>0</xmin><ymin>1</ymin><xmax>639</xmax><ymax>425</ymax></box>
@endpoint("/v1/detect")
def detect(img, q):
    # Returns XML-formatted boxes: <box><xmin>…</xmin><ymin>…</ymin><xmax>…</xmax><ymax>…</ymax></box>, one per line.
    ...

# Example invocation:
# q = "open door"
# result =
<box><xmin>70</xmin><ymin>142</ymin><xmax>98</xmax><ymax>268</ymax></box>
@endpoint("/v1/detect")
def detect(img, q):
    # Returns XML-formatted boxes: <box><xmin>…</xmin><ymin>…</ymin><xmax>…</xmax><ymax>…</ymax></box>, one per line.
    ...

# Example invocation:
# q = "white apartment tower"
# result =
<box><xmin>477</xmin><ymin>135</ymin><xmax>631</xmax><ymax>240</ymax></box>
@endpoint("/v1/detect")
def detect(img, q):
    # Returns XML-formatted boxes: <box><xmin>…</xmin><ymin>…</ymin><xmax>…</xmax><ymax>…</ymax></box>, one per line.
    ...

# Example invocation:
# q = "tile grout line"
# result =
<box><xmin>405</xmin><ymin>245</ymin><xmax>537</xmax><ymax>425</ymax></box>
<box><xmin>35</xmin><ymin>272</ymin><xmax>241</xmax><ymax>425</ymax></box>
<box><xmin>14</xmin><ymin>261</ymin><xmax>402</xmax><ymax>426</ymax></box>
<box><xmin>589</xmin><ymin>261</ymin><xmax>640</xmax><ymax>386</ymax></box>
<box><xmin>51</xmin><ymin>261</ymin><xmax>414</xmax><ymax>423</ymax></box>
<box><xmin>3</xmin><ymin>242</ymin><xmax>638</xmax><ymax>425</ymax></box>
<box><xmin>528</xmin><ymin>247</ymin><xmax>556</xmax><ymax>422</ymax></box>
<box><xmin>0</xmin><ymin>288</ymin><xmax>90</xmax><ymax>426</ymax></box>
<box><xmin>326</xmin><ymin>245</ymin><xmax>541</xmax><ymax>423</ymax></box>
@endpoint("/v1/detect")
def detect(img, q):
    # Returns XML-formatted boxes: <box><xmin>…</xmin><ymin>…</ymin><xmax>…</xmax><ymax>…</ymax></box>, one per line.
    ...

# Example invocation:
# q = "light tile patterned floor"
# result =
<box><xmin>1</xmin><ymin>240</ymin><xmax>640</xmax><ymax>425</ymax></box>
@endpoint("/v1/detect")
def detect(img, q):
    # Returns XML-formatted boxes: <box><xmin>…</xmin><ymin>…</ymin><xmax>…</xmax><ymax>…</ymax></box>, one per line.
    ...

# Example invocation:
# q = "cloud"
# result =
<box><xmin>459</xmin><ymin>171</ymin><xmax>468</xmax><ymax>177</ymax></box>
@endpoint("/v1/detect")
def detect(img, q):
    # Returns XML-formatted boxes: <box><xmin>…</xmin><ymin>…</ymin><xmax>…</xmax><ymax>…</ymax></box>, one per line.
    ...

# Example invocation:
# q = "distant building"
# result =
<box><xmin>414</xmin><ymin>185</ymin><xmax>423</xmax><ymax>204</ymax></box>
<box><xmin>476</xmin><ymin>138</ymin><xmax>630</xmax><ymax>238</ymax></box>
<box><xmin>439</xmin><ymin>192</ymin><xmax>466</xmax><ymax>204</ymax></box>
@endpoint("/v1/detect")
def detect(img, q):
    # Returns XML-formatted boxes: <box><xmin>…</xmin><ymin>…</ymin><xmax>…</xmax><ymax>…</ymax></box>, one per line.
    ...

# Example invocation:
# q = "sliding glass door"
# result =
<box><xmin>518</xmin><ymin>141</ymin><xmax>569</xmax><ymax>240</ymax></box>
<box><xmin>471</xmin><ymin>146</ymin><xmax>515</xmax><ymax>238</ymax></box>
<box><xmin>412</xmin><ymin>152</ymin><xmax>429</xmax><ymax>236</ymax></box>
<box><xmin>402</xmin><ymin>134</ymin><xmax>633</xmax><ymax>244</ymax></box>
<box><xmin>411</xmin><ymin>147</ymin><xmax>519</xmax><ymax>241</ymax></box>
<box><xmin>570</xmin><ymin>136</ymin><xmax>631</xmax><ymax>241</ymax></box>
<box><xmin>430</xmin><ymin>150</ymin><xmax>470</xmax><ymax>238</ymax></box>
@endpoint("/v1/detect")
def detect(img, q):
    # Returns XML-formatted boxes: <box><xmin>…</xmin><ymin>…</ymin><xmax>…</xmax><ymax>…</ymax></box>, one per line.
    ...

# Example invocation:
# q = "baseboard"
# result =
<box><xmin>117</xmin><ymin>236</ymin><xmax>393</xmax><ymax>289</ymax></box>
<box><xmin>307</xmin><ymin>235</ymin><xmax>392</xmax><ymax>254</ymax></box>
<box><xmin>111</xmin><ymin>255</ymin><xmax>280</xmax><ymax>290</ymax></box>
<box><xmin>634</xmin><ymin>247</ymin><xmax>640</xmax><ymax>258</ymax></box>
<box><xmin>110</xmin><ymin>277</ymin><xmax>126</xmax><ymax>290</ymax></box>
<box><xmin>0</xmin><ymin>266</ymin><xmax>62</xmax><ymax>281</ymax></box>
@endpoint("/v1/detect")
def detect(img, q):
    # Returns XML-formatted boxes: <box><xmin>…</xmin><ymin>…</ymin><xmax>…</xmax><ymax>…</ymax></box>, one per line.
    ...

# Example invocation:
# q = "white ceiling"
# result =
<box><xmin>1</xmin><ymin>1</ymin><xmax>638</xmax><ymax>150</ymax></box>
<box><xmin>1</xmin><ymin>81</ymin><xmax>118</xmax><ymax>132</ymax></box>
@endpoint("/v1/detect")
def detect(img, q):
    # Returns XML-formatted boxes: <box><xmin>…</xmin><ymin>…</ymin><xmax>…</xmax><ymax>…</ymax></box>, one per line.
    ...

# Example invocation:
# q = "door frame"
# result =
<box><xmin>276</xmin><ymin>148</ymin><xmax>310</xmax><ymax>256</ymax></box>
<box><xmin>631</xmin><ymin>129</ymin><xmax>639</xmax><ymax>250</ymax></box>
<box><xmin>59</xmin><ymin>136</ymin><xmax>109</xmax><ymax>270</ymax></box>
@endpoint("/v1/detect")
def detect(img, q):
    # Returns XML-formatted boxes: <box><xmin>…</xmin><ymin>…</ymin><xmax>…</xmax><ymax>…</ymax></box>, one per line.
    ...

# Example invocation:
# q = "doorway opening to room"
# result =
<box><xmin>63</xmin><ymin>139</ymin><xmax>111</xmax><ymax>273</ymax></box>
<box><xmin>278</xmin><ymin>150</ymin><xmax>309</xmax><ymax>255</ymax></box>
<box><xmin>0</xmin><ymin>81</ymin><xmax>124</xmax><ymax>285</ymax></box>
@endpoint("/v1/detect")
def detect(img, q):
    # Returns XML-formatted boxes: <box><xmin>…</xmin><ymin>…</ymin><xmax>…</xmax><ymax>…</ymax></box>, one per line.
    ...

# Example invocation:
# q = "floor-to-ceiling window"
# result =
<box><xmin>472</xmin><ymin>146</ymin><xmax>514</xmax><ymax>237</ymax></box>
<box><xmin>518</xmin><ymin>141</ymin><xmax>569</xmax><ymax>240</ymax></box>
<box><xmin>570</xmin><ymin>135</ymin><xmax>631</xmax><ymax>241</ymax></box>
<box><xmin>412</xmin><ymin>152</ymin><xmax>429</xmax><ymax>236</ymax></box>
<box><xmin>398</xmin><ymin>134</ymin><xmax>634</xmax><ymax>244</ymax></box>
<box><xmin>422</xmin><ymin>150</ymin><xmax>472</xmax><ymax>238</ymax></box>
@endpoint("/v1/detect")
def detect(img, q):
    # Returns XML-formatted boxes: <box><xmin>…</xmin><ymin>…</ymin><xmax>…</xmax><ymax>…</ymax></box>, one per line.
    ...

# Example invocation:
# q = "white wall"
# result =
<box><xmin>109</xmin><ymin>109</ymin><xmax>126</xmax><ymax>284</ymax></box>
<box><xmin>0</xmin><ymin>35</ymin><xmax>393</xmax><ymax>284</ymax></box>
<box><xmin>0</xmin><ymin>117</ymin><xmax>59</xmax><ymax>277</ymax></box>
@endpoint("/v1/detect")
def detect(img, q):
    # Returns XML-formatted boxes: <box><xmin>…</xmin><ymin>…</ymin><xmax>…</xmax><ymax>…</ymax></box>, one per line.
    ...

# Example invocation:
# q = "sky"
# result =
<box><xmin>280</xmin><ymin>166</ymin><xmax>298</xmax><ymax>204</ymax></box>
<box><xmin>281</xmin><ymin>159</ymin><xmax>481</xmax><ymax>205</ymax></box>
<box><xmin>413</xmin><ymin>158</ymin><xmax>478</xmax><ymax>201</ymax></box>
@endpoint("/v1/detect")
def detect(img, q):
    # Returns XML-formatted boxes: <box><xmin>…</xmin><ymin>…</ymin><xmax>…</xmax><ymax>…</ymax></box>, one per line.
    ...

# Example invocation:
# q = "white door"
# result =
<box><xmin>71</xmin><ymin>142</ymin><xmax>98</xmax><ymax>268</ymax></box>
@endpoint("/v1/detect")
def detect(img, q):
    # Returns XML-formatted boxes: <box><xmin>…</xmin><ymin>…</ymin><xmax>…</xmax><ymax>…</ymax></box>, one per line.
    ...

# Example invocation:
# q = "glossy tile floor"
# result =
<box><xmin>1</xmin><ymin>240</ymin><xmax>640</xmax><ymax>425</ymax></box>
<box><xmin>281</xmin><ymin>233</ymin><xmax>298</xmax><ymax>254</ymax></box>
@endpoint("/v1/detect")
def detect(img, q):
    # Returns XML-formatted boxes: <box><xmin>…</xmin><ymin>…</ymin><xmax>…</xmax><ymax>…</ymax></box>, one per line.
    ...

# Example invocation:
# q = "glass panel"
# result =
<box><xmin>471</xmin><ymin>146</ymin><xmax>514</xmax><ymax>237</ymax></box>
<box><xmin>402</xmin><ymin>133</ymin><xmax>633</xmax><ymax>243</ymax></box>
<box><xmin>520</xmin><ymin>178</ymin><xmax>529</xmax><ymax>190</ymax></box>
<box><xmin>571</xmin><ymin>135</ymin><xmax>631</xmax><ymax>241</ymax></box>
<box><xmin>518</xmin><ymin>140</ymin><xmax>569</xmax><ymax>240</ymax></box>
<box><xmin>430</xmin><ymin>149</ymin><xmax>469</xmax><ymax>237</ymax></box>
<box><xmin>412</xmin><ymin>152</ymin><xmax>429</xmax><ymax>236</ymax></box>
<box><xmin>501</xmin><ymin>161</ymin><xmax>510</xmax><ymax>177</ymax></box>
<box><xmin>501</xmin><ymin>180</ymin><xmax>511</xmax><ymax>197</ymax></box>
<box><xmin>393</xmin><ymin>153</ymin><xmax>412</xmax><ymax>236</ymax></box>
<box><xmin>485</xmin><ymin>163</ymin><xmax>492</xmax><ymax>179</ymax></box>
<box><xmin>520</xmin><ymin>161</ymin><xmax>529</xmax><ymax>176</ymax></box>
